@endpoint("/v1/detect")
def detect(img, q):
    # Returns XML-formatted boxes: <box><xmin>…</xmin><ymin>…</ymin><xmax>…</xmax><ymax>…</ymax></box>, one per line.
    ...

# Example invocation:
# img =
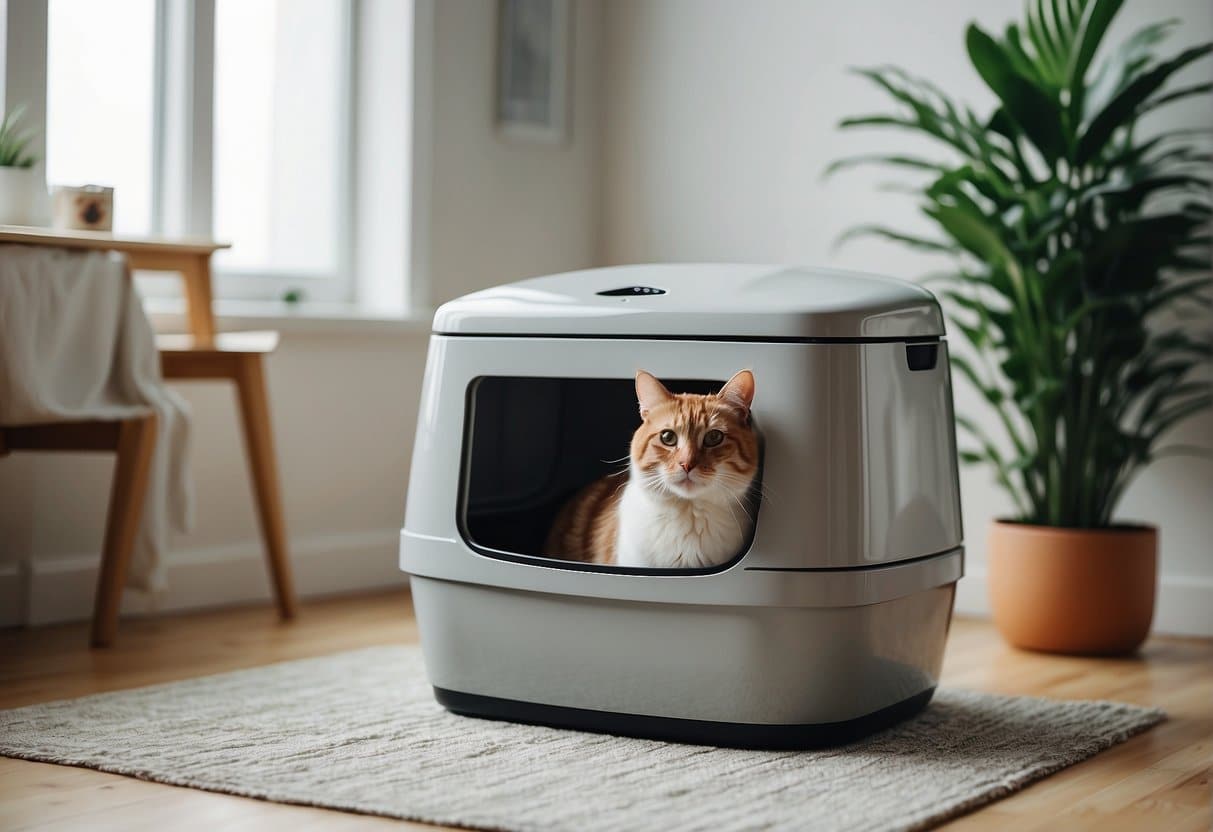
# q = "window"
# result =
<box><xmin>212</xmin><ymin>0</ymin><xmax>349</xmax><ymax>281</ymax></box>
<box><xmin>44</xmin><ymin>0</ymin><xmax>354</xmax><ymax>301</ymax></box>
<box><xmin>46</xmin><ymin>0</ymin><xmax>157</xmax><ymax>235</ymax></box>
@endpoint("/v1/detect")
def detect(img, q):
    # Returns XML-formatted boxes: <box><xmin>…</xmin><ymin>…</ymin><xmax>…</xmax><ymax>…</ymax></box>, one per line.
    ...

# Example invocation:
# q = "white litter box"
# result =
<box><xmin>400</xmin><ymin>263</ymin><xmax>963</xmax><ymax>748</ymax></box>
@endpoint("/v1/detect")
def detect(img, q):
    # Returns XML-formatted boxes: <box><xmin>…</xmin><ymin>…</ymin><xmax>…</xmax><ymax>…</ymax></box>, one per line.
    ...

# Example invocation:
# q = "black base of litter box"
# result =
<box><xmin>434</xmin><ymin>686</ymin><xmax>935</xmax><ymax>750</ymax></box>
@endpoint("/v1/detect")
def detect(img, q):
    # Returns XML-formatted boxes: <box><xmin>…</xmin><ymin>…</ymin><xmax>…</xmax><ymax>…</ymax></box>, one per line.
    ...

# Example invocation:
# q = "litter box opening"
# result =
<box><xmin>457</xmin><ymin>376</ymin><xmax>764</xmax><ymax>574</ymax></box>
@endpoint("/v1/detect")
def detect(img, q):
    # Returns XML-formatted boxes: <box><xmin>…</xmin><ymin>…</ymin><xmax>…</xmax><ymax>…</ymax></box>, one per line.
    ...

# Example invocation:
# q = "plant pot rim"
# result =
<box><xmin>991</xmin><ymin>519</ymin><xmax>1156</xmax><ymax>536</ymax></box>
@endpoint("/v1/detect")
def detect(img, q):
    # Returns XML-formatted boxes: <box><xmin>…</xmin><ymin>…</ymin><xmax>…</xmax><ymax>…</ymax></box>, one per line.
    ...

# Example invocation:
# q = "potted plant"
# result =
<box><xmin>0</xmin><ymin>105</ymin><xmax>40</xmax><ymax>225</ymax></box>
<box><xmin>830</xmin><ymin>0</ymin><xmax>1212</xmax><ymax>654</ymax></box>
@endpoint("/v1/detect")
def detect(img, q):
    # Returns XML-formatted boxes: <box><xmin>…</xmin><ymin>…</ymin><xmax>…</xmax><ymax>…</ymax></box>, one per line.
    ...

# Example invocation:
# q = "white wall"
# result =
<box><xmin>0</xmin><ymin>0</ymin><xmax>603</xmax><ymax>625</ymax></box>
<box><xmin>429</xmin><ymin>0</ymin><xmax>601</xmax><ymax>305</ymax></box>
<box><xmin>598</xmin><ymin>0</ymin><xmax>1213</xmax><ymax>635</ymax></box>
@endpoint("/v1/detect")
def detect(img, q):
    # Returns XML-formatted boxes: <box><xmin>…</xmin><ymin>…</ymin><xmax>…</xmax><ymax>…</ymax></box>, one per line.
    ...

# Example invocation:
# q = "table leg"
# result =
<box><xmin>182</xmin><ymin>254</ymin><xmax>217</xmax><ymax>345</ymax></box>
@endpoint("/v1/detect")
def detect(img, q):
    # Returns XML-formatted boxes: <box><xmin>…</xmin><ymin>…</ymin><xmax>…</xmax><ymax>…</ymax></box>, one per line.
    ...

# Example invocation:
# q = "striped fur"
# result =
<box><xmin>544</xmin><ymin>370</ymin><xmax>759</xmax><ymax>567</ymax></box>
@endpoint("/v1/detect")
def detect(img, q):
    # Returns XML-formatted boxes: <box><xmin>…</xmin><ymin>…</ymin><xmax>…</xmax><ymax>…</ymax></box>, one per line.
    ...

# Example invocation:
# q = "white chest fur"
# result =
<box><xmin>615</xmin><ymin>477</ymin><xmax>754</xmax><ymax>569</ymax></box>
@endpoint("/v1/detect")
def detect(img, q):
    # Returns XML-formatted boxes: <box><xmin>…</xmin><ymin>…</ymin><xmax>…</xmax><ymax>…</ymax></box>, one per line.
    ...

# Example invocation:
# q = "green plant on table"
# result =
<box><xmin>830</xmin><ymin>0</ymin><xmax>1213</xmax><ymax>528</ymax></box>
<box><xmin>0</xmin><ymin>106</ymin><xmax>38</xmax><ymax>168</ymax></box>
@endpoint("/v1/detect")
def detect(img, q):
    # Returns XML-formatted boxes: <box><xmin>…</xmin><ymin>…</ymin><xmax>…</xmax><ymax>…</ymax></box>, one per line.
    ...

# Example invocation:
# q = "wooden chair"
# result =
<box><xmin>157</xmin><ymin>330</ymin><xmax>296</xmax><ymax>621</ymax></box>
<box><xmin>0</xmin><ymin>415</ymin><xmax>157</xmax><ymax>647</ymax></box>
<box><xmin>0</xmin><ymin>226</ymin><xmax>298</xmax><ymax>645</ymax></box>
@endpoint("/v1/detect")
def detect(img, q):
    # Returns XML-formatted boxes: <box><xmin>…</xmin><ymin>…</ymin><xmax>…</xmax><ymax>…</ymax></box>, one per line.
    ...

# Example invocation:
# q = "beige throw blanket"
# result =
<box><xmin>0</xmin><ymin>244</ymin><xmax>191</xmax><ymax>589</ymax></box>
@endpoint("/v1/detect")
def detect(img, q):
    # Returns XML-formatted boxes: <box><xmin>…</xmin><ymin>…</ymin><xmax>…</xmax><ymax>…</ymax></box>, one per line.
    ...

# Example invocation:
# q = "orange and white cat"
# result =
<box><xmin>545</xmin><ymin>369</ymin><xmax>759</xmax><ymax>568</ymax></box>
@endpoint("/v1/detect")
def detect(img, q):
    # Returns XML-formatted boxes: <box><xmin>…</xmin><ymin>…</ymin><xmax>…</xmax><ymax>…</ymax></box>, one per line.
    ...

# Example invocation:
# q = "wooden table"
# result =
<box><xmin>0</xmin><ymin>224</ymin><xmax>227</xmax><ymax>343</ymax></box>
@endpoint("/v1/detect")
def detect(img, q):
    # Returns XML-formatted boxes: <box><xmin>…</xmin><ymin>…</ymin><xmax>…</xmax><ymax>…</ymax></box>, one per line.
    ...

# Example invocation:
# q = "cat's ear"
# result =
<box><xmin>718</xmin><ymin>369</ymin><xmax>755</xmax><ymax>418</ymax></box>
<box><xmin>635</xmin><ymin>370</ymin><xmax>673</xmax><ymax>419</ymax></box>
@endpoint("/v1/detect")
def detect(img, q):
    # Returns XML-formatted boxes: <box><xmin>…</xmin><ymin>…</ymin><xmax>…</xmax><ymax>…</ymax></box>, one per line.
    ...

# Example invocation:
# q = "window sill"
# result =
<box><xmin>144</xmin><ymin>297</ymin><xmax>435</xmax><ymax>336</ymax></box>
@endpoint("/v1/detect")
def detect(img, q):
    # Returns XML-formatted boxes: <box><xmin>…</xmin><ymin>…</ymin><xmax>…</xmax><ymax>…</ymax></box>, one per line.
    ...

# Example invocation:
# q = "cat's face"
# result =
<box><xmin>630</xmin><ymin>370</ymin><xmax>759</xmax><ymax>501</ymax></box>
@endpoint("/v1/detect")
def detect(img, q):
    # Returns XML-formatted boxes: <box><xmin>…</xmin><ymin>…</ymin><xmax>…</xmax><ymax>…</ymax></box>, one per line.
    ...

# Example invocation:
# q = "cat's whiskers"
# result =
<box><xmin>713</xmin><ymin>480</ymin><xmax>754</xmax><ymax>524</ymax></box>
<box><xmin>713</xmin><ymin>470</ymin><xmax>772</xmax><ymax>506</ymax></box>
<box><xmin>637</xmin><ymin>470</ymin><xmax>670</xmax><ymax>497</ymax></box>
<box><xmin>709</xmin><ymin>482</ymin><xmax>749</xmax><ymax>538</ymax></box>
<box><xmin>732</xmin><ymin>472</ymin><xmax>778</xmax><ymax>505</ymax></box>
<box><xmin>709</xmin><ymin>471</ymin><xmax>754</xmax><ymax>496</ymax></box>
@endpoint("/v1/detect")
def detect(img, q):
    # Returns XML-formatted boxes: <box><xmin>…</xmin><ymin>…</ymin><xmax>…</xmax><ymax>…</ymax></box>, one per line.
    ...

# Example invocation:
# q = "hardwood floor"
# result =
<box><xmin>1</xmin><ymin>590</ymin><xmax>1209</xmax><ymax>831</ymax></box>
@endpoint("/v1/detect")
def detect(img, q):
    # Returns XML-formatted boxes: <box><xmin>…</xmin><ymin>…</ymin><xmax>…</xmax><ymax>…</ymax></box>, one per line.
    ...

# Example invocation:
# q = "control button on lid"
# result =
<box><xmin>596</xmin><ymin>286</ymin><xmax>667</xmax><ymax>296</ymax></box>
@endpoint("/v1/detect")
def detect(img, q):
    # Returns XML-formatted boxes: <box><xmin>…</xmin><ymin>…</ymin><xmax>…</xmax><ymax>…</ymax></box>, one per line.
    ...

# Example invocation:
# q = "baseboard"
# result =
<box><xmin>955</xmin><ymin>568</ymin><xmax>1213</xmax><ymax>638</ymax></box>
<box><xmin>21</xmin><ymin>529</ymin><xmax>407</xmax><ymax>627</ymax></box>
<box><xmin>12</xmin><ymin>545</ymin><xmax>1212</xmax><ymax>637</ymax></box>
<box><xmin>0</xmin><ymin>563</ymin><xmax>25</xmax><ymax>627</ymax></box>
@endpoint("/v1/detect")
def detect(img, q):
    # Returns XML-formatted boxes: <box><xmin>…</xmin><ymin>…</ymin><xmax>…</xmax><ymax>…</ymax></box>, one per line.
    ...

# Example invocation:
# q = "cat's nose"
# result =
<box><xmin>679</xmin><ymin>459</ymin><xmax>697</xmax><ymax>473</ymax></box>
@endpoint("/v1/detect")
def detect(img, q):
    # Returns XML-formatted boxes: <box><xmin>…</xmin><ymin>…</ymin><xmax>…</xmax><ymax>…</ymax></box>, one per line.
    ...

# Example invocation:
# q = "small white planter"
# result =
<box><xmin>0</xmin><ymin>166</ymin><xmax>40</xmax><ymax>225</ymax></box>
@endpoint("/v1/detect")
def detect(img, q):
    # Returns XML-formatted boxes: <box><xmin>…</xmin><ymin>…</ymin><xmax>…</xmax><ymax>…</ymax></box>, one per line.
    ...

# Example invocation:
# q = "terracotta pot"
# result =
<box><xmin>987</xmin><ymin>520</ymin><xmax>1156</xmax><ymax>655</ymax></box>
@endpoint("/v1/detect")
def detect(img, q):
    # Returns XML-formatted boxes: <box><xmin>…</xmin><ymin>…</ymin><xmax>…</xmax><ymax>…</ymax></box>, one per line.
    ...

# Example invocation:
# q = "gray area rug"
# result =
<box><xmin>0</xmin><ymin>646</ymin><xmax>1162</xmax><ymax>832</ymax></box>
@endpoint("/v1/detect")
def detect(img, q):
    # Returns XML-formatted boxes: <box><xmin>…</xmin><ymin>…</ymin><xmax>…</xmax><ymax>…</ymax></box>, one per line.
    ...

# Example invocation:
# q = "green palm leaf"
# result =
<box><xmin>966</xmin><ymin>24</ymin><xmax>1067</xmax><ymax>165</ymax></box>
<box><xmin>1077</xmin><ymin>43</ymin><xmax>1213</xmax><ymax>165</ymax></box>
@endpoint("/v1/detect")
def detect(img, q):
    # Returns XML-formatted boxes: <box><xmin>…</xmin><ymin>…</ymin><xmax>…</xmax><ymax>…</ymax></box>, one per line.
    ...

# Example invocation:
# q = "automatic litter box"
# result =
<box><xmin>400</xmin><ymin>263</ymin><xmax>963</xmax><ymax>748</ymax></box>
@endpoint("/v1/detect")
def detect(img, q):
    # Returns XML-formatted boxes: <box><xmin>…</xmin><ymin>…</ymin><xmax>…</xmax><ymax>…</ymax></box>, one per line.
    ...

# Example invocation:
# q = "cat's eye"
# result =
<box><xmin>659</xmin><ymin>429</ymin><xmax>678</xmax><ymax>446</ymax></box>
<box><xmin>703</xmin><ymin>429</ymin><xmax>724</xmax><ymax>448</ymax></box>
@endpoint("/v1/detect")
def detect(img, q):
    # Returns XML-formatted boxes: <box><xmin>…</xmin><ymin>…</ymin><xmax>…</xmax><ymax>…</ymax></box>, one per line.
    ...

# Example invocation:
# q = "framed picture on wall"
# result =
<box><xmin>495</xmin><ymin>0</ymin><xmax>571</xmax><ymax>145</ymax></box>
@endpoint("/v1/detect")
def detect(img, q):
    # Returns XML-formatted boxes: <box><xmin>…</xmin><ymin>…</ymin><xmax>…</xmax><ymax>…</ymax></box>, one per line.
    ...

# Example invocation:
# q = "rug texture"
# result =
<box><xmin>0</xmin><ymin>646</ymin><xmax>1162</xmax><ymax>832</ymax></box>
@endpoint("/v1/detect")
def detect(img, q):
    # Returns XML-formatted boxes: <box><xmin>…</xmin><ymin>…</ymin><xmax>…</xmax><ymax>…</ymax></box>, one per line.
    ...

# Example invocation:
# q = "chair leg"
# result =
<box><xmin>91</xmin><ymin>414</ymin><xmax>158</xmax><ymax>648</ymax></box>
<box><xmin>233</xmin><ymin>354</ymin><xmax>298</xmax><ymax>619</ymax></box>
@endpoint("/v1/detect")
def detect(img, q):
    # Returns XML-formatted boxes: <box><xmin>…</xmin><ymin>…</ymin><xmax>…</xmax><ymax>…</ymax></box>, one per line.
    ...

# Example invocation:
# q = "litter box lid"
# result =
<box><xmin>433</xmin><ymin>264</ymin><xmax>944</xmax><ymax>340</ymax></box>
